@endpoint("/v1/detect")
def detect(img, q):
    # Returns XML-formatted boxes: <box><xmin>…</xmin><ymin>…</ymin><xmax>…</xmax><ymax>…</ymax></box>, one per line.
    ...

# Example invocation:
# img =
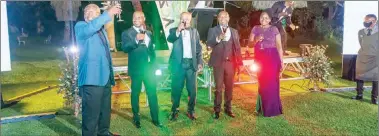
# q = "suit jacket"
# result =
<box><xmin>167</xmin><ymin>27</ymin><xmax>203</xmax><ymax>73</ymax></box>
<box><xmin>75</xmin><ymin>11</ymin><xmax>115</xmax><ymax>87</ymax></box>
<box><xmin>122</xmin><ymin>27</ymin><xmax>156</xmax><ymax>77</ymax></box>
<box><xmin>207</xmin><ymin>26</ymin><xmax>243</xmax><ymax>68</ymax></box>
<box><xmin>356</xmin><ymin>25</ymin><xmax>379</xmax><ymax>81</ymax></box>
<box><xmin>271</xmin><ymin>1</ymin><xmax>293</xmax><ymax>30</ymax></box>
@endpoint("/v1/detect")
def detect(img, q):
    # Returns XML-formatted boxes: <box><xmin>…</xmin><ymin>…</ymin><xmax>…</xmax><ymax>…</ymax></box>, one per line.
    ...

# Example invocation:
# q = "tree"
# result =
<box><xmin>51</xmin><ymin>1</ymin><xmax>81</xmax><ymax>44</ymax></box>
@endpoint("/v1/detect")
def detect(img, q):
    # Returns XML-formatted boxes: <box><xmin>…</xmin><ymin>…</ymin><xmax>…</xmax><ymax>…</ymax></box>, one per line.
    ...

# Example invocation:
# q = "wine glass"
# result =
<box><xmin>259</xmin><ymin>34</ymin><xmax>264</xmax><ymax>50</ymax></box>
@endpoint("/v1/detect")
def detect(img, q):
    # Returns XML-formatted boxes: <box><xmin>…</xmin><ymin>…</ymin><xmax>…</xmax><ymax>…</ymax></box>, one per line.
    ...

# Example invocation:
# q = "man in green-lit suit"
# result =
<box><xmin>121</xmin><ymin>11</ymin><xmax>162</xmax><ymax>128</ymax></box>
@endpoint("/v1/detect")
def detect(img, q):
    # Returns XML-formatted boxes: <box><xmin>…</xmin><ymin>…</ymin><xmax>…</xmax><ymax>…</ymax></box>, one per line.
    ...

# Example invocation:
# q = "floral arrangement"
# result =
<box><xmin>58</xmin><ymin>46</ymin><xmax>81</xmax><ymax>117</ymax></box>
<box><xmin>200</xmin><ymin>41</ymin><xmax>211</xmax><ymax>64</ymax></box>
<box><xmin>303</xmin><ymin>45</ymin><xmax>334</xmax><ymax>91</ymax></box>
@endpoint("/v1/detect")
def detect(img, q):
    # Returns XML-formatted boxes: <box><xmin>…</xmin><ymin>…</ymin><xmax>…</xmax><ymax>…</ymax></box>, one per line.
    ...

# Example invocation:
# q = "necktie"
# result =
<box><xmin>367</xmin><ymin>29</ymin><xmax>372</xmax><ymax>36</ymax></box>
<box><xmin>97</xmin><ymin>29</ymin><xmax>112</xmax><ymax>66</ymax></box>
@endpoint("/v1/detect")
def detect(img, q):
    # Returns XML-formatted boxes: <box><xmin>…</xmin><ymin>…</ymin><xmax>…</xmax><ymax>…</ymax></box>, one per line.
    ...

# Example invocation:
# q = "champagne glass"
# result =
<box><xmin>259</xmin><ymin>34</ymin><xmax>264</xmax><ymax>50</ymax></box>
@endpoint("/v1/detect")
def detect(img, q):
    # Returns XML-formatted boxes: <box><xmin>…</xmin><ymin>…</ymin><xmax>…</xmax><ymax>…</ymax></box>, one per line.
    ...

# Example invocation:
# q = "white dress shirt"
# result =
<box><xmin>176</xmin><ymin>29</ymin><xmax>192</xmax><ymax>58</ymax></box>
<box><xmin>216</xmin><ymin>26</ymin><xmax>231</xmax><ymax>43</ymax></box>
<box><xmin>133</xmin><ymin>26</ymin><xmax>151</xmax><ymax>47</ymax></box>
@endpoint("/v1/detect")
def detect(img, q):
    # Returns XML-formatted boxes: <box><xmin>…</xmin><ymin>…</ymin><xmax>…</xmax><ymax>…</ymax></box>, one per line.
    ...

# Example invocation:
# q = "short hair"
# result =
<box><xmin>366</xmin><ymin>14</ymin><xmax>377</xmax><ymax>20</ymax></box>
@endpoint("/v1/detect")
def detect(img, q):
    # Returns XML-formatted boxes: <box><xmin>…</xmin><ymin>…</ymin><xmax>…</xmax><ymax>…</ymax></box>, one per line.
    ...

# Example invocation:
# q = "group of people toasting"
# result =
<box><xmin>75</xmin><ymin>1</ymin><xmax>295</xmax><ymax>135</ymax></box>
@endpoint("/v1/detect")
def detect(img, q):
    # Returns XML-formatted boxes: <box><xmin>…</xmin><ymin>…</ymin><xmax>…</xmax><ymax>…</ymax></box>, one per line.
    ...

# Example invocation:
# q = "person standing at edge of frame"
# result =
<box><xmin>75</xmin><ymin>4</ymin><xmax>121</xmax><ymax>136</ymax></box>
<box><xmin>352</xmin><ymin>14</ymin><xmax>379</xmax><ymax>105</ymax></box>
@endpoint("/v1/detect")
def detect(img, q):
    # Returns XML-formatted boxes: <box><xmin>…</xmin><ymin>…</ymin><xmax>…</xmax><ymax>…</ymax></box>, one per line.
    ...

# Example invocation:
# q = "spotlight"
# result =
<box><xmin>249</xmin><ymin>63</ymin><xmax>259</xmax><ymax>72</ymax></box>
<box><xmin>70</xmin><ymin>46</ymin><xmax>78</xmax><ymax>53</ymax></box>
<box><xmin>155</xmin><ymin>69</ymin><xmax>162</xmax><ymax>76</ymax></box>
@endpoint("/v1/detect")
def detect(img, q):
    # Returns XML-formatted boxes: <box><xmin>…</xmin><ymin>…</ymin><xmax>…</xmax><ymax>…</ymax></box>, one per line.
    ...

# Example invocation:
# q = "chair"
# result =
<box><xmin>17</xmin><ymin>36</ymin><xmax>26</xmax><ymax>46</ymax></box>
<box><xmin>44</xmin><ymin>35</ymin><xmax>52</xmax><ymax>44</ymax></box>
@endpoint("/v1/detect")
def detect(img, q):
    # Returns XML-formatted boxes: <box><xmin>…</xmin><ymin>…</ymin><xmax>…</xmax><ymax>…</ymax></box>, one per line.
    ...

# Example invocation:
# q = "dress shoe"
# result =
<box><xmin>224</xmin><ymin>111</ymin><xmax>235</xmax><ymax>118</ymax></box>
<box><xmin>133</xmin><ymin>120</ymin><xmax>141</xmax><ymax>128</ymax></box>
<box><xmin>187</xmin><ymin>112</ymin><xmax>197</xmax><ymax>120</ymax></box>
<box><xmin>351</xmin><ymin>95</ymin><xmax>363</xmax><ymax>100</ymax></box>
<box><xmin>214</xmin><ymin>112</ymin><xmax>220</xmax><ymax>119</ymax></box>
<box><xmin>372</xmin><ymin>98</ymin><xmax>378</xmax><ymax>105</ymax></box>
<box><xmin>97</xmin><ymin>131</ymin><xmax>120</xmax><ymax>136</ymax></box>
<box><xmin>152</xmin><ymin>121</ymin><xmax>163</xmax><ymax>128</ymax></box>
<box><xmin>170</xmin><ymin>111</ymin><xmax>179</xmax><ymax>121</ymax></box>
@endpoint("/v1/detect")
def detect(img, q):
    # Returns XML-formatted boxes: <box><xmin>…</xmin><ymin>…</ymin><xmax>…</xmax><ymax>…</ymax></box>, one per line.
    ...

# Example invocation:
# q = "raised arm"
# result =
<box><xmin>167</xmin><ymin>28</ymin><xmax>180</xmax><ymax>43</ymax></box>
<box><xmin>121</xmin><ymin>30</ymin><xmax>138</xmax><ymax>53</ymax></box>
<box><xmin>206</xmin><ymin>28</ymin><xmax>218</xmax><ymax>48</ymax></box>
<box><xmin>74</xmin><ymin>12</ymin><xmax>112</xmax><ymax>40</ymax></box>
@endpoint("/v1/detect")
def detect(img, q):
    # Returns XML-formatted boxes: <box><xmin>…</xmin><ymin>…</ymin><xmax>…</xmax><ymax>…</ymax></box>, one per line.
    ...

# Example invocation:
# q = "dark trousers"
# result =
<box><xmin>275</xmin><ymin>24</ymin><xmax>287</xmax><ymax>53</ymax></box>
<box><xmin>80</xmin><ymin>80</ymin><xmax>112</xmax><ymax>136</ymax></box>
<box><xmin>130</xmin><ymin>70</ymin><xmax>159</xmax><ymax>122</ymax></box>
<box><xmin>171</xmin><ymin>59</ymin><xmax>197</xmax><ymax>113</ymax></box>
<box><xmin>356</xmin><ymin>80</ymin><xmax>378</xmax><ymax>98</ymax></box>
<box><xmin>213</xmin><ymin>61</ymin><xmax>235</xmax><ymax>113</ymax></box>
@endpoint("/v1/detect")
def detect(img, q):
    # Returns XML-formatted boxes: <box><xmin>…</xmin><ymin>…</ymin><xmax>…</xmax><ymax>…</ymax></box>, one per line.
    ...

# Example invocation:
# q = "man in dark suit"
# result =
<box><xmin>271</xmin><ymin>1</ymin><xmax>296</xmax><ymax>55</ymax></box>
<box><xmin>121</xmin><ymin>11</ymin><xmax>162</xmax><ymax>128</ymax></box>
<box><xmin>167</xmin><ymin>12</ymin><xmax>203</xmax><ymax>121</ymax></box>
<box><xmin>207</xmin><ymin>11</ymin><xmax>243</xmax><ymax>119</ymax></box>
<box><xmin>75</xmin><ymin>4</ymin><xmax>120</xmax><ymax>136</ymax></box>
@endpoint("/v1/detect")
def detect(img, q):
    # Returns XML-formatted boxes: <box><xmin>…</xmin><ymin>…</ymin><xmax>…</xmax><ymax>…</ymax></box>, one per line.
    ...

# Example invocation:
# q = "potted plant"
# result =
<box><xmin>303</xmin><ymin>45</ymin><xmax>334</xmax><ymax>91</ymax></box>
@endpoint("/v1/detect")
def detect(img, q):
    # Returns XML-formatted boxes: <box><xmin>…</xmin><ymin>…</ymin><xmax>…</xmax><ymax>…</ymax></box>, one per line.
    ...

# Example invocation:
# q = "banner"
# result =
<box><xmin>1</xmin><ymin>1</ymin><xmax>11</xmax><ymax>71</ymax></box>
<box><xmin>155</xmin><ymin>1</ymin><xmax>190</xmax><ymax>50</ymax></box>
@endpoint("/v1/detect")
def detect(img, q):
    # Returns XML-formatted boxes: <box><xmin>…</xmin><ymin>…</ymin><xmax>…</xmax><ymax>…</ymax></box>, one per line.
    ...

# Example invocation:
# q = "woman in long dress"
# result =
<box><xmin>249</xmin><ymin>9</ymin><xmax>284</xmax><ymax>117</ymax></box>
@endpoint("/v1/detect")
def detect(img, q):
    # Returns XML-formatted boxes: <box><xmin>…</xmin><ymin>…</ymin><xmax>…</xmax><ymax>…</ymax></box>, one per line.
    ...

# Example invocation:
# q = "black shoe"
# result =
<box><xmin>153</xmin><ymin>121</ymin><xmax>163</xmax><ymax>128</ymax></box>
<box><xmin>372</xmin><ymin>98</ymin><xmax>378</xmax><ymax>105</ymax></box>
<box><xmin>187</xmin><ymin>112</ymin><xmax>197</xmax><ymax>120</ymax></box>
<box><xmin>214</xmin><ymin>112</ymin><xmax>220</xmax><ymax>119</ymax></box>
<box><xmin>133</xmin><ymin>120</ymin><xmax>141</xmax><ymax>128</ymax></box>
<box><xmin>352</xmin><ymin>95</ymin><xmax>363</xmax><ymax>100</ymax></box>
<box><xmin>170</xmin><ymin>111</ymin><xmax>179</xmax><ymax>121</ymax></box>
<box><xmin>224</xmin><ymin>111</ymin><xmax>235</xmax><ymax>118</ymax></box>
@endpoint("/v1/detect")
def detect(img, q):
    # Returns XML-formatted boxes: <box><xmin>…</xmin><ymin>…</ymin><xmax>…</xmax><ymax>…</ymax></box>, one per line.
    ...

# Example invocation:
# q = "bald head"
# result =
<box><xmin>133</xmin><ymin>11</ymin><xmax>145</xmax><ymax>27</ymax></box>
<box><xmin>84</xmin><ymin>4</ymin><xmax>100</xmax><ymax>22</ymax></box>
<box><xmin>218</xmin><ymin>11</ymin><xmax>230</xmax><ymax>26</ymax></box>
<box><xmin>180</xmin><ymin>12</ymin><xmax>192</xmax><ymax>28</ymax></box>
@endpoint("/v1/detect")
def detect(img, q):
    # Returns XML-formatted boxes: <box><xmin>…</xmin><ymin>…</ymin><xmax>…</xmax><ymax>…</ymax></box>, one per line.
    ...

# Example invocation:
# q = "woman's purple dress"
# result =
<box><xmin>251</xmin><ymin>25</ymin><xmax>283</xmax><ymax>117</ymax></box>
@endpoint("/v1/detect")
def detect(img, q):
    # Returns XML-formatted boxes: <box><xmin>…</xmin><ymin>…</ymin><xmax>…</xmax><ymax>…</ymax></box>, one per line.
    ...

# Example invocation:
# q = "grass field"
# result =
<box><xmin>1</xmin><ymin>36</ymin><xmax>377</xmax><ymax>136</ymax></box>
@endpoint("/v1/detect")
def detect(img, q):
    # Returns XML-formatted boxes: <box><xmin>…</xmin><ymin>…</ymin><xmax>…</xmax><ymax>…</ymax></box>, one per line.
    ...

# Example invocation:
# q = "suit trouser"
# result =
<box><xmin>274</xmin><ymin>24</ymin><xmax>287</xmax><ymax>53</ymax></box>
<box><xmin>213</xmin><ymin>61</ymin><xmax>235</xmax><ymax>113</ymax></box>
<box><xmin>171</xmin><ymin>59</ymin><xmax>197</xmax><ymax>114</ymax></box>
<box><xmin>80</xmin><ymin>79</ymin><xmax>112</xmax><ymax>136</ymax></box>
<box><xmin>356</xmin><ymin>80</ymin><xmax>378</xmax><ymax>98</ymax></box>
<box><xmin>130</xmin><ymin>71</ymin><xmax>159</xmax><ymax>122</ymax></box>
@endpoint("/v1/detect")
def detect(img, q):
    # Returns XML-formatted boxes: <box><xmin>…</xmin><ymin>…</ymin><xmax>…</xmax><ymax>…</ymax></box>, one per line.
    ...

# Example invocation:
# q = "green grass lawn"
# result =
<box><xmin>1</xmin><ymin>37</ymin><xmax>377</xmax><ymax>135</ymax></box>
